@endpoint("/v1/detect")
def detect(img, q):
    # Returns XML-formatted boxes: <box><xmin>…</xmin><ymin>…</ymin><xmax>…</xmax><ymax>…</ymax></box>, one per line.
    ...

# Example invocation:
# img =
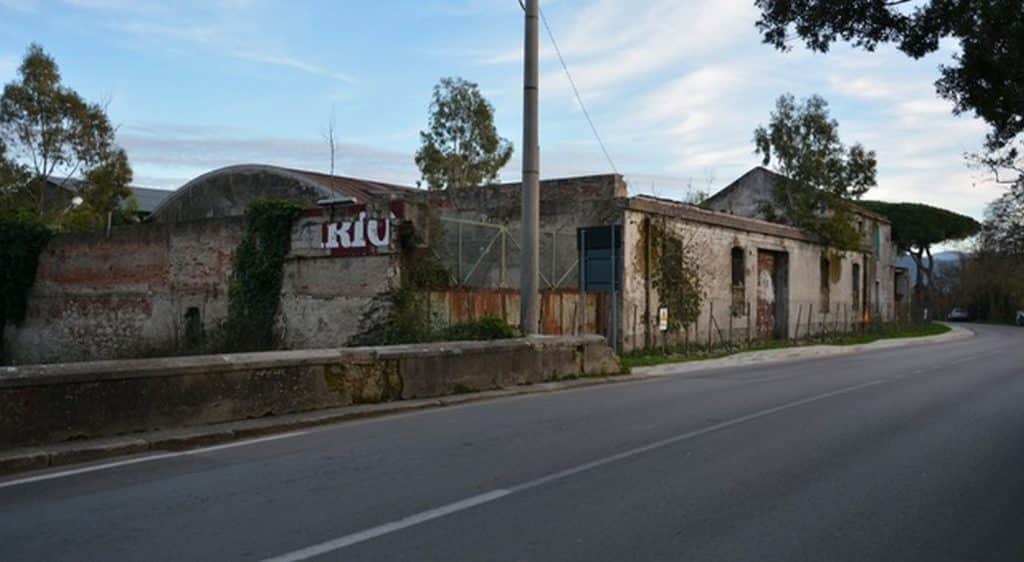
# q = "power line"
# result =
<box><xmin>535</xmin><ymin>5</ymin><xmax>619</xmax><ymax>175</ymax></box>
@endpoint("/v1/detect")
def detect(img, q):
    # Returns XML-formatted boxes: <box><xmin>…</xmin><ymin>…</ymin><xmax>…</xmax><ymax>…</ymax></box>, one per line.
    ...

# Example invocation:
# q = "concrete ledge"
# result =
<box><xmin>0</xmin><ymin>335</ymin><xmax>621</xmax><ymax>449</ymax></box>
<box><xmin>0</xmin><ymin>372</ymin><xmax>650</xmax><ymax>476</ymax></box>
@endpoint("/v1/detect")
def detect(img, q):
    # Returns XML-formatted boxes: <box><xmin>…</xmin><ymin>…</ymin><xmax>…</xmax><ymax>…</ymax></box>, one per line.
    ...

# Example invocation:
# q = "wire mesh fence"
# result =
<box><xmin>630</xmin><ymin>296</ymin><xmax>924</xmax><ymax>357</ymax></box>
<box><xmin>431</xmin><ymin>217</ymin><xmax>580</xmax><ymax>289</ymax></box>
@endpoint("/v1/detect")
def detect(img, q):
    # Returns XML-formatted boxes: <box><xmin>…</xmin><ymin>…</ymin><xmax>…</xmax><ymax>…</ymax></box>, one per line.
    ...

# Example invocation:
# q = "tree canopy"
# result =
<box><xmin>754</xmin><ymin>93</ymin><xmax>877</xmax><ymax>249</ymax></box>
<box><xmin>0</xmin><ymin>43</ymin><xmax>134</xmax><ymax>225</ymax></box>
<box><xmin>858</xmin><ymin>200</ymin><xmax>980</xmax><ymax>253</ymax></box>
<box><xmin>62</xmin><ymin>148</ymin><xmax>138</xmax><ymax>231</ymax></box>
<box><xmin>859</xmin><ymin>200</ymin><xmax>979</xmax><ymax>293</ymax></box>
<box><xmin>754</xmin><ymin>0</ymin><xmax>1024</xmax><ymax>153</ymax></box>
<box><xmin>415</xmin><ymin>77</ymin><xmax>513</xmax><ymax>190</ymax></box>
<box><xmin>977</xmin><ymin>184</ymin><xmax>1024</xmax><ymax>257</ymax></box>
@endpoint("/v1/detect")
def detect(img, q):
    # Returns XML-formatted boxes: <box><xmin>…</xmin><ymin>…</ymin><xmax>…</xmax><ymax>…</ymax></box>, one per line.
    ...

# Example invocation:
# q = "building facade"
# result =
<box><xmin>3</xmin><ymin>164</ymin><xmax>904</xmax><ymax>364</ymax></box>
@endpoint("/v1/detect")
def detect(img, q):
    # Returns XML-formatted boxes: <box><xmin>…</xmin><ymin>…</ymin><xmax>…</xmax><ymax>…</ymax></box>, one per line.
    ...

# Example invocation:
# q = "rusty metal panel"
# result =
<box><xmin>427</xmin><ymin>288</ymin><xmax>606</xmax><ymax>336</ymax></box>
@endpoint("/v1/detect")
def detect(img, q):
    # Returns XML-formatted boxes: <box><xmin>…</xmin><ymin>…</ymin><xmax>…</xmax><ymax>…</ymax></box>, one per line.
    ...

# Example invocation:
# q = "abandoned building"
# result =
<box><xmin>2</xmin><ymin>163</ymin><xmax>907</xmax><ymax>364</ymax></box>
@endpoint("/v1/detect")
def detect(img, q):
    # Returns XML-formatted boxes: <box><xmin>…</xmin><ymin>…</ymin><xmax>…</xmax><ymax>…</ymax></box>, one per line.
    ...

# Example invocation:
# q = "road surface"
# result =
<box><xmin>2</xmin><ymin>324</ymin><xmax>1022</xmax><ymax>561</ymax></box>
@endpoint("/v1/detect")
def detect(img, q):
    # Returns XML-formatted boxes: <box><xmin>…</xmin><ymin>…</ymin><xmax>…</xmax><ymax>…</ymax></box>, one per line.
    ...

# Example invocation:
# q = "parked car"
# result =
<box><xmin>1016</xmin><ymin>310</ymin><xmax>1024</xmax><ymax>326</ymax></box>
<box><xmin>947</xmin><ymin>307</ymin><xmax>970</xmax><ymax>322</ymax></box>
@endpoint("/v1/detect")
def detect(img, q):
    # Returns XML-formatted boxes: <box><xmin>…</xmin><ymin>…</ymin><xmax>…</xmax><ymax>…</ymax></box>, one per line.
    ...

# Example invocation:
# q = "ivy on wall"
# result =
<box><xmin>641</xmin><ymin>218</ymin><xmax>704</xmax><ymax>333</ymax></box>
<box><xmin>222</xmin><ymin>199</ymin><xmax>304</xmax><ymax>351</ymax></box>
<box><xmin>0</xmin><ymin>212</ymin><xmax>52</xmax><ymax>340</ymax></box>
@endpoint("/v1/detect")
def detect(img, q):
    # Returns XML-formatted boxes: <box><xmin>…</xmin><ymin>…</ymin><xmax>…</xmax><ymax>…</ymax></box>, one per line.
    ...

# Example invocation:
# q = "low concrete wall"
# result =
<box><xmin>0</xmin><ymin>336</ymin><xmax>621</xmax><ymax>448</ymax></box>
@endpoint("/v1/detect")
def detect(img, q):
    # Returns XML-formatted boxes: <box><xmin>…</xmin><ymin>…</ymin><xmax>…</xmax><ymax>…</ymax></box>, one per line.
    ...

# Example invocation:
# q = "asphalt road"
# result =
<box><xmin>2</xmin><ymin>324</ymin><xmax>1023</xmax><ymax>561</ymax></box>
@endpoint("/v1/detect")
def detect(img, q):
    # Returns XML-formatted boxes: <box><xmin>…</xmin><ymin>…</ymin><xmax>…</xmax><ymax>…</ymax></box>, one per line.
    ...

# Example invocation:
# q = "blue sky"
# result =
<box><xmin>0</xmin><ymin>0</ymin><xmax>1001</xmax><ymax>225</ymax></box>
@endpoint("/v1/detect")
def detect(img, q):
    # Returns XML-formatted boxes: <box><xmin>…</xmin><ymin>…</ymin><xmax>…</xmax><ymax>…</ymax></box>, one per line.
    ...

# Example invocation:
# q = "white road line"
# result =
<box><xmin>0</xmin><ymin>431</ymin><xmax>309</xmax><ymax>489</ymax></box>
<box><xmin>262</xmin><ymin>490</ymin><xmax>512</xmax><ymax>562</ymax></box>
<box><xmin>261</xmin><ymin>378</ymin><xmax>888</xmax><ymax>561</ymax></box>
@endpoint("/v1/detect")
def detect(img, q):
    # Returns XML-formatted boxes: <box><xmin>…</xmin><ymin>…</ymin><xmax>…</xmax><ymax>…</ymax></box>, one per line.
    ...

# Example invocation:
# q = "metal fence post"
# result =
<box><xmin>746</xmin><ymin>301</ymin><xmax>752</xmax><ymax>347</ymax></box>
<box><xmin>728</xmin><ymin>304</ymin><xmax>734</xmax><ymax>349</ymax></box>
<box><xmin>708</xmin><ymin>301</ymin><xmax>714</xmax><ymax>348</ymax></box>
<box><xmin>457</xmin><ymin>222</ymin><xmax>463</xmax><ymax>285</ymax></box>
<box><xmin>500</xmin><ymin>228</ymin><xmax>507</xmax><ymax>288</ymax></box>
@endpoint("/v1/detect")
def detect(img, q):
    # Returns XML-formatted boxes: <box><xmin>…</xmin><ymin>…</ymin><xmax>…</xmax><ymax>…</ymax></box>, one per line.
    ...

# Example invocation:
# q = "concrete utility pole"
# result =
<box><xmin>520</xmin><ymin>0</ymin><xmax>540</xmax><ymax>335</ymax></box>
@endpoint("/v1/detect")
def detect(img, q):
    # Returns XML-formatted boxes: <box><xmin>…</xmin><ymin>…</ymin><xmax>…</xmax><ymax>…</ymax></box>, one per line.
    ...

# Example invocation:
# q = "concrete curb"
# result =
<box><xmin>631</xmin><ymin>323</ymin><xmax>975</xmax><ymax>377</ymax></box>
<box><xmin>0</xmin><ymin>325</ymin><xmax>972</xmax><ymax>477</ymax></box>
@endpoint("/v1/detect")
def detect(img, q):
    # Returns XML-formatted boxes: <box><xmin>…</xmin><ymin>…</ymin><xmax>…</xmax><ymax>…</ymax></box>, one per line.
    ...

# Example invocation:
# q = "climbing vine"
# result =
<box><xmin>0</xmin><ymin>211</ymin><xmax>52</xmax><ymax>338</ymax></box>
<box><xmin>223</xmin><ymin>199</ymin><xmax>304</xmax><ymax>351</ymax></box>
<box><xmin>641</xmin><ymin>218</ymin><xmax>704</xmax><ymax>332</ymax></box>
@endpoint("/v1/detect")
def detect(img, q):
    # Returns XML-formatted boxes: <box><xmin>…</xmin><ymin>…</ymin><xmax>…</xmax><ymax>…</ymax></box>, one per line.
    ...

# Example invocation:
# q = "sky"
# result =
<box><xmin>0</xmin><ymin>0</ymin><xmax>1005</xmax><ymax>225</ymax></box>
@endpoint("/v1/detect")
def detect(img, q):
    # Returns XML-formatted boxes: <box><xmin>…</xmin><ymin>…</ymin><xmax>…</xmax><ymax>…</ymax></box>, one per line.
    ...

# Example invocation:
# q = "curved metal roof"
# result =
<box><xmin>149</xmin><ymin>164</ymin><xmax>419</xmax><ymax>221</ymax></box>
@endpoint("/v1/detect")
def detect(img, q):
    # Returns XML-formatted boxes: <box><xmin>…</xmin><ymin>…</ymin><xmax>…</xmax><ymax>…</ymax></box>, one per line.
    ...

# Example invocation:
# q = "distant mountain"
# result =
<box><xmin>896</xmin><ymin>251</ymin><xmax>964</xmax><ymax>286</ymax></box>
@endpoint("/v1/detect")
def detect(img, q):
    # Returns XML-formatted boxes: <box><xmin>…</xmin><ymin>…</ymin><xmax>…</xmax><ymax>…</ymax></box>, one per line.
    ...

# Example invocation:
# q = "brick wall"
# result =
<box><xmin>3</xmin><ymin>218</ymin><xmax>244</xmax><ymax>365</ymax></box>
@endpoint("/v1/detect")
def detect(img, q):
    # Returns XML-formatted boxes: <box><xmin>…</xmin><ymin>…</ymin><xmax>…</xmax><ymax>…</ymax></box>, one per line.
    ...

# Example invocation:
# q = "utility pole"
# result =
<box><xmin>520</xmin><ymin>0</ymin><xmax>540</xmax><ymax>335</ymax></box>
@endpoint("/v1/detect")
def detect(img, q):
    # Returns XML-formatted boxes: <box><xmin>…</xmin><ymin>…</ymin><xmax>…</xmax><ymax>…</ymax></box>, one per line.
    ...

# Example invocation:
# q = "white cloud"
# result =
<box><xmin>109</xmin><ymin>20</ymin><xmax>218</xmax><ymax>44</ymax></box>
<box><xmin>636</xmin><ymin>65</ymin><xmax>747</xmax><ymax>127</ymax></box>
<box><xmin>826</xmin><ymin>75</ymin><xmax>917</xmax><ymax>101</ymax></box>
<box><xmin>105</xmin><ymin>4</ymin><xmax>355</xmax><ymax>84</ymax></box>
<box><xmin>231</xmin><ymin>50</ymin><xmax>355</xmax><ymax>84</ymax></box>
<box><xmin>538</xmin><ymin>0</ymin><xmax>758</xmax><ymax>100</ymax></box>
<box><xmin>117</xmin><ymin>122</ymin><xmax>419</xmax><ymax>188</ymax></box>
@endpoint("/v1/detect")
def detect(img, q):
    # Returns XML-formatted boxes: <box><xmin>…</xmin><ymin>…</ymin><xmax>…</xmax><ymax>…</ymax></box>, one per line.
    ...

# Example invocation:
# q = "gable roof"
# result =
<box><xmin>707</xmin><ymin>166</ymin><xmax>890</xmax><ymax>224</ymax></box>
<box><xmin>703</xmin><ymin>166</ymin><xmax>781</xmax><ymax>208</ymax></box>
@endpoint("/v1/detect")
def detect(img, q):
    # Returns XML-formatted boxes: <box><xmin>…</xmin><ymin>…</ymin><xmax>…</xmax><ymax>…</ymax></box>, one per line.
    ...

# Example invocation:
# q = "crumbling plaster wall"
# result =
<box><xmin>276</xmin><ymin>254</ymin><xmax>400</xmax><ymax>349</ymax></box>
<box><xmin>275</xmin><ymin>199</ymin><xmax>418</xmax><ymax>349</ymax></box>
<box><xmin>4</xmin><ymin>218</ymin><xmax>243</xmax><ymax>365</ymax></box>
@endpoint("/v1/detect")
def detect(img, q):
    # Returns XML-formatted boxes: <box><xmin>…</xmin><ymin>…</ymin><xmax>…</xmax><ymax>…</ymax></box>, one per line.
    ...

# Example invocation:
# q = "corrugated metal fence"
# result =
<box><xmin>426</xmin><ymin>288</ymin><xmax>608</xmax><ymax>337</ymax></box>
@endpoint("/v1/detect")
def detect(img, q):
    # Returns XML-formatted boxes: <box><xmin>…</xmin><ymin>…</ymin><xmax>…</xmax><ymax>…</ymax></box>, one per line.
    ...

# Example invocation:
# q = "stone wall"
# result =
<box><xmin>3</xmin><ymin>218</ymin><xmax>244</xmax><ymax>365</ymax></box>
<box><xmin>0</xmin><ymin>336</ymin><xmax>622</xmax><ymax>448</ymax></box>
<box><xmin>3</xmin><ymin>210</ymin><xmax>403</xmax><ymax>364</ymax></box>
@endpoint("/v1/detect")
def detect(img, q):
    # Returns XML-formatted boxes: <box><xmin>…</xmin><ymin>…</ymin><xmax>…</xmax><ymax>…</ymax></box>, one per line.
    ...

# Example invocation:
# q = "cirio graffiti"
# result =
<box><xmin>305</xmin><ymin>201</ymin><xmax>404</xmax><ymax>257</ymax></box>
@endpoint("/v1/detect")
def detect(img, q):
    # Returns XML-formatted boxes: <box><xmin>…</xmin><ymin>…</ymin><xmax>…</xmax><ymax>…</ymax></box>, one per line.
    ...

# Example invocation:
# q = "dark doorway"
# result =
<box><xmin>184</xmin><ymin>307</ymin><xmax>203</xmax><ymax>348</ymax></box>
<box><xmin>756</xmin><ymin>250</ymin><xmax>789</xmax><ymax>339</ymax></box>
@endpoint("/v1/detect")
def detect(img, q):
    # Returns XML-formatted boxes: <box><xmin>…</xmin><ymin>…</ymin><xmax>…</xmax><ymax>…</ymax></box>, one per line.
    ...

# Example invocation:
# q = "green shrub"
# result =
<box><xmin>438</xmin><ymin>315</ymin><xmax>517</xmax><ymax>342</ymax></box>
